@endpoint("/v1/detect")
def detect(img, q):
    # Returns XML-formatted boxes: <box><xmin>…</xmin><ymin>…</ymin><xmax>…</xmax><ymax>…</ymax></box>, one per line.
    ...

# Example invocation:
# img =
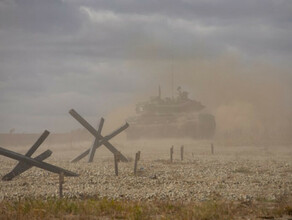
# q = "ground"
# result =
<box><xmin>0</xmin><ymin>139</ymin><xmax>291</xmax><ymax>219</ymax></box>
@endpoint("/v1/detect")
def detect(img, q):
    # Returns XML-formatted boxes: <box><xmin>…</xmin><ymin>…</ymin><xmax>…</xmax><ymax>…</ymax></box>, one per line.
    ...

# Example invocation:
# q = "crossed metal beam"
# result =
<box><xmin>69</xmin><ymin>109</ymin><xmax>129</xmax><ymax>163</ymax></box>
<box><xmin>1</xmin><ymin>130</ymin><xmax>78</xmax><ymax>181</ymax></box>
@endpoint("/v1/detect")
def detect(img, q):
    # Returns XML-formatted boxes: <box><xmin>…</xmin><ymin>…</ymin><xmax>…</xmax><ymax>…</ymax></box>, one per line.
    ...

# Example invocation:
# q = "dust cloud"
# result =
<box><xmin>104</xmin><ymin>104</ymin><xmax>136</xmax><ymax>139</ymax></box>
<box><xmin>107</xmin><ymin>51</ymin><xmax>292</xmax><ymax>145</ymax></box>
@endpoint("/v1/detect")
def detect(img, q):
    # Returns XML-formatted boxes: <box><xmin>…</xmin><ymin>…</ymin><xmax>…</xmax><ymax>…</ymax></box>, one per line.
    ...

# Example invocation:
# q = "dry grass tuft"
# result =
<box><xmin>0</xmin><ymin>196</ymin><xmax>291</xmax><ymax>220</ymax></box>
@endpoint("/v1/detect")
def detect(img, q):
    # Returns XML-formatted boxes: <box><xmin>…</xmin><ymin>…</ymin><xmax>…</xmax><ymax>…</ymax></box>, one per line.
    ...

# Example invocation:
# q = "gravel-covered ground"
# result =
<box><xmin>0</xmin><ymin>140</ymin><xmax>291</xmax><ymax>202</ymax></box>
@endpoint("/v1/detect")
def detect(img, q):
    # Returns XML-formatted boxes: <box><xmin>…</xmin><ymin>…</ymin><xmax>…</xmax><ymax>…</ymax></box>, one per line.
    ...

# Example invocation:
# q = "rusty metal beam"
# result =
<box><xmin>88</xmin><ymin>118</ymin><xmax>104</xmax><ymax>163</ymax></box>
<box><xmin>2</xmin><ymin>150</ymin><xmax>52</xmax><ymax>181</ymax></box>
<box><xmin>69</xmin><ymin>109</ymin><xmax>128</xmax><ymax>162</ymax></box>
<box><xmin>0</xmin><ymin>147</ymin><xmax>78</xmax><ymax>177</ymax></box>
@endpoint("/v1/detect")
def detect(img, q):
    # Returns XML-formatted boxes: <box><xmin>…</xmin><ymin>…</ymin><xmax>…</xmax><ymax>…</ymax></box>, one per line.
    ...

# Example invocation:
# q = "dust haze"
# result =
<box><xmin>106</xmin><ymin>48</ymin><xmax>292</xmax><ymax>145</ymax></box>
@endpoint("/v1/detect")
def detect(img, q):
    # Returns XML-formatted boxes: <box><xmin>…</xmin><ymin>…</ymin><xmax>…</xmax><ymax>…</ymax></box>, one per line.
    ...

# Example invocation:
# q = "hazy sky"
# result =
<box><xmin>0</xmin><ymin>0</ymin><xmax>291</xmax><ymax>133</ymax></box>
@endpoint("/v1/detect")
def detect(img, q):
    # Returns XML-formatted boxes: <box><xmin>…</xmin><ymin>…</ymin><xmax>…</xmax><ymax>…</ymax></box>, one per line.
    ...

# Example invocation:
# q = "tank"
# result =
<box><xmin>126</xmin><ymin>86</ymin><xmax>216</xmax><ymax>139</ymax></box>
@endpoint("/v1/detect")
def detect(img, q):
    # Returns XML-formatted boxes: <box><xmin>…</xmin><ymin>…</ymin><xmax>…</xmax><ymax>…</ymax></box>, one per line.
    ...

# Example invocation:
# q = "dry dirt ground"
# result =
<box><xmin>0</xmin><ymin>139</ymin><xmax>291</xmax><ymax>204</ymax></box>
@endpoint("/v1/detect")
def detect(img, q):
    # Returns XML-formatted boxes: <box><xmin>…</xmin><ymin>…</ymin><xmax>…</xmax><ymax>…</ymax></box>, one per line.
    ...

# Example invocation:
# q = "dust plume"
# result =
<box><xmin>104</xmin><ymin>104</ymin><xmax>136</xmax><ymax>140</ymax></box>
<box><xmin>173</xmin><ymin>56</ymin><xmax>292</xmax><ymax>144</ymax></box>
<box><xmin>113</xmin><ymin>48</ymin><xmax>292</xmax><ymax>145</ymax></box>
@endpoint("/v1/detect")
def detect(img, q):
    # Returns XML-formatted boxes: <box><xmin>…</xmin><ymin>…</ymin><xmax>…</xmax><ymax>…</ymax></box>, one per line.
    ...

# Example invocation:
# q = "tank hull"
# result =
<box><xmin>126</xmin><ymin>113</ymin><xmax>215</xmax><ymax>139</ymax></box>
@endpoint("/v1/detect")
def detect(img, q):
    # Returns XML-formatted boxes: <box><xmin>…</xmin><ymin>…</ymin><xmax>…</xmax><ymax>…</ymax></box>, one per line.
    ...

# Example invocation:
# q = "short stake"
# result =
<box><xmin>59</xmin><ymin>172</ymin><xmax>64</xmax><ymax>198</ymax></box>
<box><xmin>170</xmin><ymin>146</ymin><xmax>174</xmax><ymax>163</ymax></box>
<box><xmin>134</xmin><ymin>151</ymin><xmax>141</xmax><ymax>176</ymax></box>
<box><xmin>114</xmin><ymin>154</ymin><xmax>119</xmax><ymax>176</ymax></box>
<box><xmin>181</xmin><ymin>145</ymin><xmax>184</xmax><ymax>161</ymax></box>
<box><xmin>211</xmin><ymin>143</ymin><xmax>214</xmax><ymax>155</ymax></box>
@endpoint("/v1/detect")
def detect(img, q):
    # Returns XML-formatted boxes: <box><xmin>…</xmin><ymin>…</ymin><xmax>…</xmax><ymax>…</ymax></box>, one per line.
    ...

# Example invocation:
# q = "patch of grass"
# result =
<box><xmin>283</xmin><ymin>169</ymin><xmax>292</xmax><ymax>173</ymax></box>
<box><xmin>154</xmin><ymin>160</ymin><xmax>183</xmax><ymax>165</ymax></box>
<box><xmin>0</xmin><ymin>197</ymin><xmax>291</xmax><ymax>220</ymax></box>
<box><xmin>255</xmin><ymin>197</ymin><xmax>274</xmax><ymax>203</ymax></box>
<box><xmin>233</xmin><ymin>167</ymin><xmax>252</xmax><ymax>174</ymax></box>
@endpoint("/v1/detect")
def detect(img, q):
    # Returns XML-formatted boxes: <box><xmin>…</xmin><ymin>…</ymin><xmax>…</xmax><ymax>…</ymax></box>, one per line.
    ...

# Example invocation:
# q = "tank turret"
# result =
<box><xmin>126</xmin><ymin>87</ymin><xmax>216</xmax><ymax>139</ymax></box>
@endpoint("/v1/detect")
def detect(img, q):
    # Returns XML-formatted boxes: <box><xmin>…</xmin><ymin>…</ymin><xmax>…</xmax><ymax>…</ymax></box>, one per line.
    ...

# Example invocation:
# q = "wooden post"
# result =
<box><xmin>114</xmin><ymin>154</ymin><xmax>119</xmax><ymax>176</ymax></box>
<box><xmin>134</xmin><ymin>151</ymin><xmax>141</xmax><ymax>175</ymax></box>
<box><xmin>170</xmin><ymin>146</ymin><xmax>174</xmax><ymax>163</ymax></box>
<box><xmin>181</xmin><ymin>145</ymin><xmax>184</xmax><ymax>161</ymax></box>
<box><xmin>211</xmin><ymin>143</ymin><xmax>214</xmax><ymax>155</ymax></box>
<box><xmin>59</xmin><ymin>172</ymin><xmax>64</xmax><ymax>198</ymax></box>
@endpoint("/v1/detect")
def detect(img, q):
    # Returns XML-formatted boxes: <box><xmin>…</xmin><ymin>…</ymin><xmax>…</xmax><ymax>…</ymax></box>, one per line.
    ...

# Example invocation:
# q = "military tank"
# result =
<box><xmin>126</xmin><ymin>86</ymin><xmax>216</xmax><ymax>139</ymax></box>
